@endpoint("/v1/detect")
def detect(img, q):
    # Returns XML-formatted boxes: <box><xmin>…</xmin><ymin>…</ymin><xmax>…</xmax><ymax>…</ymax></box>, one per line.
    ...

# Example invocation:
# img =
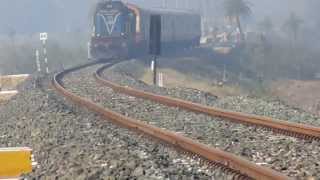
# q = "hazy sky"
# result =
<box><xmin>248</xmin><ymin>0</ymin><xmax>309</xmax><ymax>21</ymax></box>
<box><xmin>129</xmin><ymin>0</ymin><xmax>311</xmax><ymax>22</ymax></box>
<box><xmin>0</xmin><ymin>0</ymin><xmax>317</xmax><ymax>34</ymax></box>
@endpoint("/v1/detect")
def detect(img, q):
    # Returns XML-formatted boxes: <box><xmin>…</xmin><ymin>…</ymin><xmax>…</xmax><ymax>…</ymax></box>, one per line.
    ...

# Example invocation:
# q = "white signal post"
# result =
<box><xmin>40</xmin><ymin>33</ymin><xmax>49</xmax><ymax>74</ymax></box>
<box><xmin>35</xmin><ymin>50</ymin><xmax>41</xmax><ymax>72</ymax></box>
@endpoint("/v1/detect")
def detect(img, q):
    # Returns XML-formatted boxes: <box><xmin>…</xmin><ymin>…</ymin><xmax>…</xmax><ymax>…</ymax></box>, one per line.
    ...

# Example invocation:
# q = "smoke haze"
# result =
<box><xmin>0</xmin><ymin>0</ymin><xmax>318</xmax><ymax>34</ymax></box>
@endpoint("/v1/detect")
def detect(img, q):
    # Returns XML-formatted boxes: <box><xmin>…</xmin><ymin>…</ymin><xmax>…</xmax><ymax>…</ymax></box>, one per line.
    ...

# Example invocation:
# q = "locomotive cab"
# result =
<box><xmin>91</xmin><ymin>1</ymin><xmax>136</xmax><ymax>60</ymax></box>
<box><xmin>90</xmin><ymin>1</ymin><xmax>201</xmax><ymax>60</ymax></box>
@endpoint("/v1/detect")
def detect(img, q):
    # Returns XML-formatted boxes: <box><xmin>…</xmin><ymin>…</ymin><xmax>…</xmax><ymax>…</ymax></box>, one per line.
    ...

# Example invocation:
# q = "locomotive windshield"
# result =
<box><xmin>95</xmin><ymin>12</ymin><xmax>123</xmax><ymax>37</ymax></box>
<box><xmin>94</xmin><ymin>1</ymin><xmax>135</xmax><ymax>38</ymax></box>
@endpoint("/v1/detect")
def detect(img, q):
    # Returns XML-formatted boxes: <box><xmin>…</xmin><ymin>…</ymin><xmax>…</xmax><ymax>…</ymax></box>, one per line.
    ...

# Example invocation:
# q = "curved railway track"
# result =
<box><xmin>52</xmin><ymin>61</ymin><xmax>289</xmax><ymax>180</ymax></box>
<box><xmin>95</xmin><ymin>64</ymin><xmax>320</xmax><ymax>141</ymax></box>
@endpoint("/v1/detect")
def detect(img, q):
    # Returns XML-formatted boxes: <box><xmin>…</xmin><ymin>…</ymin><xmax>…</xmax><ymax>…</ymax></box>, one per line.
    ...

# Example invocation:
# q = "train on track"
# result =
<box><xmin>90</xmin><ymin>0</ymin><xmax>201</xmax><ymax>59</ymax></box>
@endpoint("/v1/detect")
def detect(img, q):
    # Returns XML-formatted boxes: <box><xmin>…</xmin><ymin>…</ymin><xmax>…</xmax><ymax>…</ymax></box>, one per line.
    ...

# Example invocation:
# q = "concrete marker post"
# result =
<box><xmin>158</xmin><ymin>72</ymin><xmax>164</xmax><ymax>87</ymax></box>
<box><xmin>87</xmin><ymin>42</ymin><xmax>92</xmax><ymax>60</ymax></box>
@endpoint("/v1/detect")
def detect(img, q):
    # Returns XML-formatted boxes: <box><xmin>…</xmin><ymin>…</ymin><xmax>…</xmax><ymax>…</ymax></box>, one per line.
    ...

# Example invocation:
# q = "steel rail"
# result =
<box><xmin>95</xmin><ymin>64</ymin><xmax>320</xmax><ymax>141</ymax></box>
<box><xmin>52</xmin><ymin>62</ymin><xmax>289</xmax><ymax>180</ymax></box>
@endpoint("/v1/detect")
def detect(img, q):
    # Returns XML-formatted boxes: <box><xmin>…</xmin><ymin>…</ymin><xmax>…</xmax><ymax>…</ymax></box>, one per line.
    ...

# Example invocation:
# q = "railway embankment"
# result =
<box><xmin>108</xmin><ymin>60</ymin><xmax>320</xmax><ymax>127</ymax></box>
<box><xmin>0</xmin><ymin>61</ymin><xmax>319</xmax><ymax>179</ymax></box>
<box><xmin>98</xmin><ymin>61</ymin><xmax>320</xmax><ymax>178</ymax></box>
<box><xmin>0</xmin><ymin>72</ymin><xmax>224</xmax><ymax>179</ymax></box>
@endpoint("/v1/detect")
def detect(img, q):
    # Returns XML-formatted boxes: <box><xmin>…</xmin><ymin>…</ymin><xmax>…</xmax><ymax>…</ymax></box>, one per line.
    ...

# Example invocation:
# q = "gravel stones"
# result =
<box><xmin>2</xmin><ymin>60</ymin><xmax>318</xmax><ymax>179</ymax></box>
<box><xmin>0</xmin><ymin>74</ymin><xmax>223</xmax><ymax>179</ymax></box>
<box><xmin>216</xmin><ymin>96</ymin><xmax>320</xmax><ymax>127</ymax></box>
<box><xmin>71</xmin><ymin>63</ymin><xmax>320</xmax><ymax>178</ymax></box>
<box><xmin>103</xmin><ymin>63</ymin><xmax>218</xmax><ymax>106</ymax></box>
<box><xmin>107</xmin><ymin>61</ymin><xmax>320</xmax><ymax>128</ymax></box>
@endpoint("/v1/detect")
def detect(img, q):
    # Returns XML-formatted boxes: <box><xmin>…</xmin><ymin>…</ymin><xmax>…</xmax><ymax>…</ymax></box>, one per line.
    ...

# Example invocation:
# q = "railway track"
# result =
<box><xmin>95</xmin><ymin>64</ymin><xmax>320</xmax><ymax>141</ymax></box>
<box><xmin>52</xmin><ymin>61</ymin><xmax>289</xmax><ymax>180</ymax></box>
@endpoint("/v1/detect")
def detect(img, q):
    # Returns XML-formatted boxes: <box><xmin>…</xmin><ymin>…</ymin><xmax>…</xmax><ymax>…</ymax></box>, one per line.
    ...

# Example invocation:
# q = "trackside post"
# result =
<box><xmin>40</xmin><ymin>33</ymin><xmax>49</xmax><ymax>74</ymax></box>
<box><xmin>149</xmin><ymin>15</ymin><xmax>161</xmax><ymax>86</ymax></box>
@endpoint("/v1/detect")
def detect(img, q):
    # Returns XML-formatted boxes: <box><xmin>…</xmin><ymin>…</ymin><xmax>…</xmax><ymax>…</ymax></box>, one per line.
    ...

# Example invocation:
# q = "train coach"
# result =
<box><xmin>90</xmin><ymin>0</ymin><xmax>201</xmax><ymax>60</ymax></box>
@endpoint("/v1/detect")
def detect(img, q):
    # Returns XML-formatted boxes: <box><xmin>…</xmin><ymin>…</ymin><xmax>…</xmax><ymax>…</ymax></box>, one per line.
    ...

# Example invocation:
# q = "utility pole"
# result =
<box><xmin>200</xmin><ymin>0</ymin><xmax>211</xmax><ymax>35</ymax></box>
<box><xmin>162</xmin><ymin>0</ymin><xmax>167</xmax><ymax>8</ymax></box>
<box><xmin>185</xmin><ymin>0</ymin><xmax>189</xmax><ymax>9</ymax></box>
<box><xmin>0</xmin><ymin>71</ymin><xmax>2</xmax><ymax>92</ymax></box>
<box><xmin>200</xmin><ymin>0</ymin><xmax>206</xmax><ymax>36</ymax></box>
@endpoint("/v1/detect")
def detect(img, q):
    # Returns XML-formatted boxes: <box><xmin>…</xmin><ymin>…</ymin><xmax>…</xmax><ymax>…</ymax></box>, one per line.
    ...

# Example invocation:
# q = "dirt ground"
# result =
<box><xmin>0</xmin><ymin>91</ymin><xmax>18</xmax><ymax>102</ymax></box>
<box><xmin>270</xmin><ymin>80</ymin><xmax>320</xmax><ymax>116</ymax></box>
<box><xmin>0</xmin><ymin>74</ymin><xmax>29</xmax><ymax>90</ymax></box>
<box><xmin>0</xmin><ymin>74</ymin><xmax>28</xmax><ymax>102</ymax></box>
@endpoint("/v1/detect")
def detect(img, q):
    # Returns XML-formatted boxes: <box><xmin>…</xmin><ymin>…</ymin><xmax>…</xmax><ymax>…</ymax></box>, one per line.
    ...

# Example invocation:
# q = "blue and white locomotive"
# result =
<box><xmin>90</xmin><ymin>0</ymin><xmax>201</xmax><ymax>59</ymax></box>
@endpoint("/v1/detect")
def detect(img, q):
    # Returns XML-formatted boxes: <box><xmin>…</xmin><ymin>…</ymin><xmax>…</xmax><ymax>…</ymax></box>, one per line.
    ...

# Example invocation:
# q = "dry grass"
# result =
<box><xmin>0</xmin><ymin>74</ymin><xmax>28</xmax><ymax>102</ymax></box>
<box><xmin>0</xmin><ymin>74</ymin><xmax>29</xmax><ymax>90</ymax></box>
<box><xmin>0</xmin><ymin>91</ymin><xmax>18</xmax><ymax>102</ymax></box>
<box><xmin>270</xmin><ymin>80</ymin><xmax>320</xmax><ymax>116</ymax></box>
<box><xmin>141</xmin><ymin>68</ymin><xmax>243</xmax><ymax>97</ymax></box>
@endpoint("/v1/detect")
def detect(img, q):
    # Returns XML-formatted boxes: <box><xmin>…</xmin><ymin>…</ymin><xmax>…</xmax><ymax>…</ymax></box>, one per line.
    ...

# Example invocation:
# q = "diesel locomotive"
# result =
<box><xmin>90</xmin><ymin>0</ymin><xmax>201</xmax><ymax>59</ymax></box>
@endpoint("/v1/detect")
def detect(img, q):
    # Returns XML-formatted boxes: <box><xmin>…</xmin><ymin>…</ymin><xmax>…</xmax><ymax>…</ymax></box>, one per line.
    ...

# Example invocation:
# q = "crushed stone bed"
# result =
<box><xmin>0</xmin><ymin>74</ymin><xmax>224</xmax><ymax>179</ymax></box>
<box><xmin>63</xmin><ymin>65</ymin><xmax>320</xmax><ymax>178</ymax></box>
<box><xmin>106</xmin><ymin>61</ymin><xmax>320</xmax><ymax>127</ymax></box>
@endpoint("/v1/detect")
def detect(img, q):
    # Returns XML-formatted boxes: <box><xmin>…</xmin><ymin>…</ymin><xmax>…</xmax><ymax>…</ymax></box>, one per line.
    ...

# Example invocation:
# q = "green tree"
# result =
<box><xmin>283</xmin><ymin>12</ymin><xmax>303</xmax><ymax>44</ymax></box>
<box><xmin>223</xmin><ymin>0</ymin><xmax>252</xmax><ymax>42</ymax></box>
